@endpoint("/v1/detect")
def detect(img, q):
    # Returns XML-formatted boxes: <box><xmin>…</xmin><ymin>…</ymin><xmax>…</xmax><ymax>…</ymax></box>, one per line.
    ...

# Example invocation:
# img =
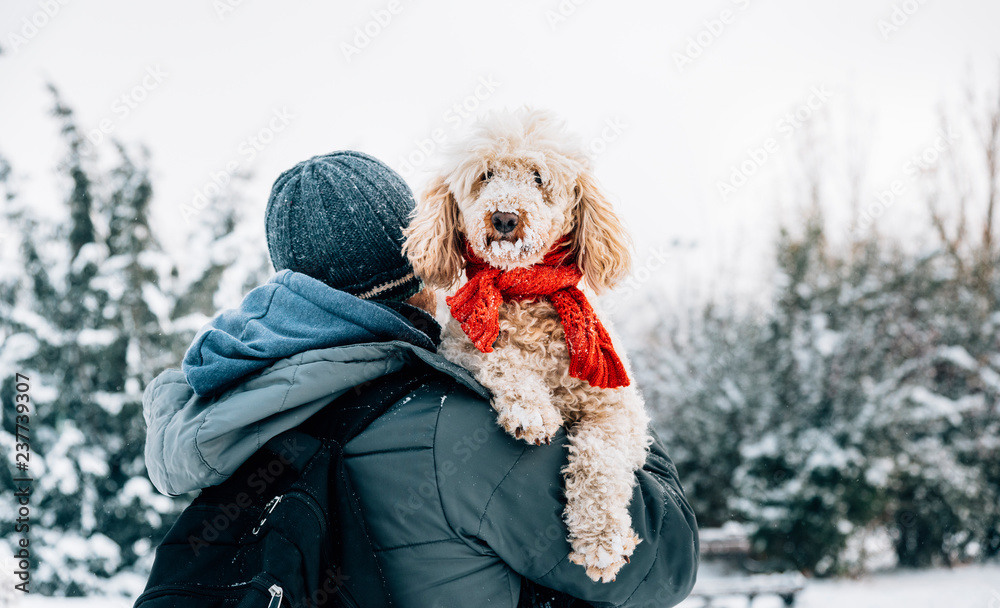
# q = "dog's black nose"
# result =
<box><xmin>492</xmin><ymin>212</ymin><xmax>519</xmax><ymax>234</ymax></box>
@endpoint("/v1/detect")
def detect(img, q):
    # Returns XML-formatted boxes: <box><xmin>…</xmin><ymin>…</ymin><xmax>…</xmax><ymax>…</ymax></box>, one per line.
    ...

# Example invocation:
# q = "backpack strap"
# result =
<box><xmin>297</xmin><ymin>367</ymin><xmax>437</xmax><ymax>445</ymax></box>
<box><xmin>260</xmin><ymin>432</ymin><xmax>322</xmax><ymax>474</ymax></box>
<box><xmin>259</xmin><ymin>367</ymin><xmax>435</xmax><ymax>467</ymax></box>
<box><xmin>291</xmin><ymin>366</ymin><xmax>440</xmax><ymax>606</ymax></box>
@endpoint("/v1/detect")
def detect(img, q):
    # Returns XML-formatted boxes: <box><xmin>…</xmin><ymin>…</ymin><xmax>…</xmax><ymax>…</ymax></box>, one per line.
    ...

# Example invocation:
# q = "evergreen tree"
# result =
<box><xmin>0</xmin><ymin>88</ymin><xmax>268</xmax><ymax>596</ymax></box>
<box><xmin>633</xmin><ymin>188</ymin><xmax>1000</xmax><ymax>576</ymax></box>
<box><xmin>631</xmin><ymin>75</ymin><xmax>1000</xmax><ymax>575</ymax></box>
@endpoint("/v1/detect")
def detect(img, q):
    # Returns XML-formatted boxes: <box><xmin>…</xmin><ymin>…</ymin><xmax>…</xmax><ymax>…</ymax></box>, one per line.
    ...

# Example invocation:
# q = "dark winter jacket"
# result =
<box><xmin>143</xmin><ymin>270</ymin><xmax>699</xmax><ymax>607</ymax></box>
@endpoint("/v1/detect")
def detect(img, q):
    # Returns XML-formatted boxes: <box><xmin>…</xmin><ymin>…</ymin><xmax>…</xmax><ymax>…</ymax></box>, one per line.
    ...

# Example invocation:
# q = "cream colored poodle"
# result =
<box><xmin>403</xmin><ymin>108</ymin><xmax>652</xmax><ymax>583</ymax></box>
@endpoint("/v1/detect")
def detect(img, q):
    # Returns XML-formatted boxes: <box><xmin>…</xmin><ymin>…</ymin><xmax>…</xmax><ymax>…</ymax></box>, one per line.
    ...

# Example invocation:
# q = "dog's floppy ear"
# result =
<box><xmin>403</xmin><ymin>175</ymin><xmax>465</xmax><ymax>289</ymax></box>
<box><xmin>571</xmin><ymin>169</ymin><xmax>632</xmax><ymax>293</ymax></box>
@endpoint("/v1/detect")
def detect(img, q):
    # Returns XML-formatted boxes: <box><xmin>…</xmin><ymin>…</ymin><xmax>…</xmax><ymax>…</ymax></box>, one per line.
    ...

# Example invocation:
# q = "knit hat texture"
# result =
<box><xmin>265</xmin><ymin>151</ymin><xmax>422</xmax><ymax>303</ymax></box>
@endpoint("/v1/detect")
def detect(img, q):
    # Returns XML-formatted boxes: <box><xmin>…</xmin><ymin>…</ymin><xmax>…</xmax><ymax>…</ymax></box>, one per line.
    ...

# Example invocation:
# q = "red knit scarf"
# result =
<box><xmin>446</xmin><ymin>239</ymin><xmax>630</xmax><ymax>389</ymax></box>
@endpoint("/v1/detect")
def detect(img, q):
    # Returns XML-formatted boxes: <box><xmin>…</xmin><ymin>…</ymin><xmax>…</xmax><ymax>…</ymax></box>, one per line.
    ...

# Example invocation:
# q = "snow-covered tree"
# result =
<box><xmin>631</xmin><ymin>76</ymin><xmax>1000</xmax><ymax>576</ymax></box>
<box><xmin>634</xmin><ymin>209</ymin><xmax>1000</xmax><ymax>575</ymax></box>
<box><xmin>0</xmin><ymin>87</ymin><xmax>268</xmax><ymax>595</ymax></box>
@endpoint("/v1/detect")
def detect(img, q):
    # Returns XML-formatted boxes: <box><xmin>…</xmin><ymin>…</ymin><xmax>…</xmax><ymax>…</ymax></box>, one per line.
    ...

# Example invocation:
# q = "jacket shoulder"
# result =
<box><xmin>342</xmin><ymin>373</ymin><xmax>534</xmax><ymax>605</ymax></box>
<box><xmin>423</xmin><ymin>376</ymin><xmax>571</xmax><ymax>560</ymax></box>
<box><xmin>341</xmin><ymin>369</ymin><xmax>699</xmax><ymax>607</ymax></box>
<box><xmin>344</xmin><ymin>372</ymin><xmax>531</xmax><ymax>542</ymax></box>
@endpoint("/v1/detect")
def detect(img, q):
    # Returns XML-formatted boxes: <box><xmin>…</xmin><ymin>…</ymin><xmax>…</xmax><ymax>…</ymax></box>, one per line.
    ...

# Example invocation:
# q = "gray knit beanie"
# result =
<box><xmin>265</xmin><ymin>151</ymin><xmax>422</xmax><ymax>303</ymax></box>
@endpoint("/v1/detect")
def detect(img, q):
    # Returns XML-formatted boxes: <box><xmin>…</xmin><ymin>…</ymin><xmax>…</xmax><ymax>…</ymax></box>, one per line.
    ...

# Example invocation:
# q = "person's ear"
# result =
<box><xmin>405</xmin><ymin>286</ymin><xmax>437</xmax><ymax>316</ymax></box>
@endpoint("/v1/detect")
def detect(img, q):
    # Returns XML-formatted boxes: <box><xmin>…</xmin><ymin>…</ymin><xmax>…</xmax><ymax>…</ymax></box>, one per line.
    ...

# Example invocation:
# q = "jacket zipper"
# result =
<box><xmin>266</xmin><ymin>583</ymin><xmax>283</xmax><ymax>608</ymax></box>
<box><xmin>249</xmin><ymin>573</ymin><xmax>285</xmax><ymax>608</ymax></box>
<box><xmin>275</xmin><ymin>492</ymin><xmax>357</xmax><ymax>606</ymax></box>
<box><xmin>253</xmin><ymin>494</ymin><xmax>284</xmax><ymax>535</ymax></box>
<box><xmin>252</xmin><ymin>491</ymin><xmax>326</xmax><ymax>537</ymax></box>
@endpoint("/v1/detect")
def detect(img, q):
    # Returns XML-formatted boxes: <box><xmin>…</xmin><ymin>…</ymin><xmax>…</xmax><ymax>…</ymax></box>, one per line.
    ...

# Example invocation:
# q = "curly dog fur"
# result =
<box><xmin>403</xmin><ymin>108</ymin><xmax>652</xmax><ymax>583</ymax></box>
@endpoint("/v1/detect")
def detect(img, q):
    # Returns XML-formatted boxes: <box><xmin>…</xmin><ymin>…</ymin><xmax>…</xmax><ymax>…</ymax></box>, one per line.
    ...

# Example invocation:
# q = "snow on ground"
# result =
<box><xmin>19</xmin><ymin>599</ymin><xmax>132</xmax><ymax>608</ymax></box>
<box><xmin>12</xmin><ymin>564</ymin><xmax>1000</xmax><ymax>607</ymax></box>
<box><xmin>678</xmin><ymin>563</ymin><xmax>1000</xmax><ymax>608</ymax></box>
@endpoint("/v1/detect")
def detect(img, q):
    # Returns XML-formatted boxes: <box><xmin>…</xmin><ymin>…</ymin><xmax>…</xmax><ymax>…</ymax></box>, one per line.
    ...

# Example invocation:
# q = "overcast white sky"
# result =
<box><xmin>2</xmin><ymin>0</ymin><xmax>999</xmax><ymax>309</ymax></box>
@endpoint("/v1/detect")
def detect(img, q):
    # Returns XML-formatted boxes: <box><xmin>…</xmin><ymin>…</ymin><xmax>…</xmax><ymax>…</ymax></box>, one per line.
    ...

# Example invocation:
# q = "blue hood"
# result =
<box><xmin>182</xmin><ymin>270</ymin><xmax>438</xmax><ymax>396</ymax></box>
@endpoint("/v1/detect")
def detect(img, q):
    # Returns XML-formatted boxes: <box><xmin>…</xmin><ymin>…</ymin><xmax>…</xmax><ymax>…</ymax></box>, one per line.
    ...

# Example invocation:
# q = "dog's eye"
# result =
<box><xmin>481</xmin><ymin>170</ymin><xmax>493</xmax><ymax>182</ymax></box>
<box><xmin>533</xmin><ymin>170</ymin><xmax>544</xmax><ymax>186</ymax></box>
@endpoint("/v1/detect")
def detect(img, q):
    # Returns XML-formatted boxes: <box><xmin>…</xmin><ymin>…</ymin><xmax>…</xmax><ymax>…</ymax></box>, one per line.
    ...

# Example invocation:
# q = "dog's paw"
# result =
<box><xmin>568</xmin><ymin>527</ymin><xmax>641</xmax><ymax>583</ymax></box>
<box><xmin>493</xmin><ymin>398</ymin><xmax>562</xmax><ymax>446</ymax></box>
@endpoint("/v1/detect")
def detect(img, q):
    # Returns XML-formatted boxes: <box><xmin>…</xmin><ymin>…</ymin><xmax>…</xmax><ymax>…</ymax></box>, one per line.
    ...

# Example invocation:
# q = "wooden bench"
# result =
<box><xmin>689</xmin><ymin>525</ymin><xmax>808</xmax><ymax>606</ymax></box>
<box><xmin>688</xmin><ymin>572</ymin><xmax>807</xmax><ymax>607</ymax></box>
